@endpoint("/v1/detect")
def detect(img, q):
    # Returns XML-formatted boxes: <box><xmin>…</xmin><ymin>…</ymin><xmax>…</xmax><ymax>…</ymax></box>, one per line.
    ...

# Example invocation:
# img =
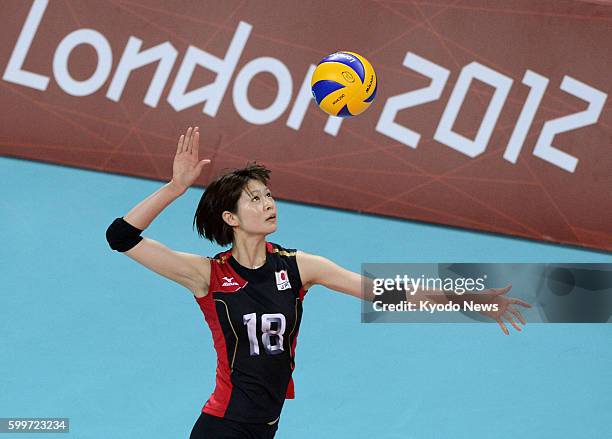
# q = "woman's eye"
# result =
<box><xmin>252</xmin><ymin>196</ymin><xmax>259</xmax><ymax>201</ymax></box>
<box><xmin>266</xmin><ymin>193</ymin><xmax>272</xmax><ymax>198</ymax></box>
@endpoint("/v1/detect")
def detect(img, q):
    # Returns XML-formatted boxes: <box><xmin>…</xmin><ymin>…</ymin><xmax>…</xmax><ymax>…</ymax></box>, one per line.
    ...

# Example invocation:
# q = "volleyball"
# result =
<box><xmin>310</xmin><ymin>51</ymin><xmax>378</xmax><ymax>118</ymax></box>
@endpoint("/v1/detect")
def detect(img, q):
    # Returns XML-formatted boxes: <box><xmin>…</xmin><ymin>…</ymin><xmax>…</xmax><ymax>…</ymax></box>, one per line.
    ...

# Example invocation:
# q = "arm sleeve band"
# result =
<box><xmin>105</xmin><ymin>217</ymin><xmax>144</xmax><ymax>252</ymax></box>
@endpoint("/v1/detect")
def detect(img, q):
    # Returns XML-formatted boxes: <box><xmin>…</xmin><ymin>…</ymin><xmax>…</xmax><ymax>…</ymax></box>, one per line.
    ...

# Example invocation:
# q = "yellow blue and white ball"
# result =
<box><xmin>311</xmin><ymin>51</ymin><xmax>377</xmax><ymax>117</ymax></box>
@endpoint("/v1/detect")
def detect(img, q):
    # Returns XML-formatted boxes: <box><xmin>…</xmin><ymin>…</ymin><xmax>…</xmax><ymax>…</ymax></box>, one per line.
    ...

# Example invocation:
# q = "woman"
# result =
<box><xmin>106</xmin><ymin>126</ymin><xmax>530</xmax><ymax>438</ymax></box>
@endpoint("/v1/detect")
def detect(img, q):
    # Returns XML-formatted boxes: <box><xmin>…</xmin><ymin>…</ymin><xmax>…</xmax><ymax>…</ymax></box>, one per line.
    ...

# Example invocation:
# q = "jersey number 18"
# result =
<box><xmin>243</xmin><ymin>313</ymin><xmax>286</xmax><ymax>356</ymax></box>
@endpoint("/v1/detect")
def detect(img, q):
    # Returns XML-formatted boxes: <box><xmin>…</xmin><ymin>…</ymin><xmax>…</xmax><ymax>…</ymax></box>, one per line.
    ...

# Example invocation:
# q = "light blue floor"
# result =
<box><xmin>1</xmin><ymin>156</ymin><xmax>611</xmax><ymax>439</ymax></box>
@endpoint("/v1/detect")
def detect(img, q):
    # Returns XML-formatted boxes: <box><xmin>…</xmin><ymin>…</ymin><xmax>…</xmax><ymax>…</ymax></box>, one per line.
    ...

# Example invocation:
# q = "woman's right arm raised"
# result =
<box><xmin>105</xmin><ymin>126</ymin><xmax>212</xmax><ymax>296</ymax></box>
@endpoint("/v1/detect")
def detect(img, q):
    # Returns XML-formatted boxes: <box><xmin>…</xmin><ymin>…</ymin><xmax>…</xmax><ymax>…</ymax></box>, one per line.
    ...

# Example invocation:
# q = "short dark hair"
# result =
<box><xmin>193</xmin><ymin>163</ymin><xmax>271</xmax><ymax>247</ymax></box>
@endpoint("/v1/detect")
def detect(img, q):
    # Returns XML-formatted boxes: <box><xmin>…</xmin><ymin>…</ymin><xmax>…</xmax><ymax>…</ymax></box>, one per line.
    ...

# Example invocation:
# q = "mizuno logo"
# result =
<box><xmin>222</xmin><ymin>276</ymin><xmax>239</xmax><ymax>287</ymax></box>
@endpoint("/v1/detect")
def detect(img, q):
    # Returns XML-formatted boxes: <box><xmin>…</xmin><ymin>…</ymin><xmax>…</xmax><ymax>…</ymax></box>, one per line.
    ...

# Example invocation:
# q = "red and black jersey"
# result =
<box><xmin>194</xmin><ymin>242</ymin><xmax>307</xmax><ymax>424</ymax></box>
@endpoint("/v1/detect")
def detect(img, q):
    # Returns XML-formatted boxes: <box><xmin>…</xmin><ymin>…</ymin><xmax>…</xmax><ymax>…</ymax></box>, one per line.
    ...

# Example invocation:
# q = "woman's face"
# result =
<box><xmin>227</xmin><ymin>179</ymin><xmax>277</xmax><ymax>236</ymax></box>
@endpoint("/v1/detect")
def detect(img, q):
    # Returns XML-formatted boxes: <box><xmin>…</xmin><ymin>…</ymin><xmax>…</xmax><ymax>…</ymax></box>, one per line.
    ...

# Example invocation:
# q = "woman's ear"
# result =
<box><xmin>222</xmin><ymin>211</ymin><xmax>239</xmax><ymax>227</ymax></box>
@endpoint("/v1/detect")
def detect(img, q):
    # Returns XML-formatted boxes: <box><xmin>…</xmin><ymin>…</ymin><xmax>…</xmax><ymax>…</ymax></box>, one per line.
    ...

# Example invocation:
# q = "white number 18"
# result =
<box><xmin>243</xmin><ymin>313</ymin><xmax>286</xmax><ymax>356</ymax></box>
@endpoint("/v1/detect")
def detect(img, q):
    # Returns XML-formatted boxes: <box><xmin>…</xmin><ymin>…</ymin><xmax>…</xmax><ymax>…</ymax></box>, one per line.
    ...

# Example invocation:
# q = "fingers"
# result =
<box><xmin>184</xmin><ymin>127</ymin><xmax>192</xmax><ymax>152</ymax></box>
<box><xmin>196</xmin><ymin>158</ymin><xmax>211</xmax><ymax>172</ymax></box>
<box><xmin>177</xmin><ymin>134</ymin><xmax>185</xmax><ymax>154</ymax></box>
<box><xmin>497</xmin><ymin>316</ymin><xmax>521</xmax><ymax>335</ymax></box>
<box><xmin>187</xmin><ymin>126</ymin><xmax>198</xmax><ymax>153</ymax></box>
<box><xmin>496</xmin><ymin>319</ymin><xmax>509</xmax><ymax>335</ymax></box>
<box><xmin>507</xmin><ymin>306</ymin><xmax>526</xmax><ymax>325</ymax></box>
<box><xmin>190</xmin><ymin>127</ymin><xmax>199</xmax><ymax>155</ymax></box>
<box><xmin>497</xmin><ymin>310</ymin><xmax>525</xmax><ymax>336</ymax></box>
<box><xmin>496</xmin><ymin>284</ymin><xmax>512</xmax><ymax>295</ymax></box>
<box><xmin>511</xmin><ymin>298</ymin><xmax>532</xmax><ymax>308</ymax></box>
<box><xmin>489</xmin><ymin>285</ymin><xmax>512</xmax><ymax>296</ymax></box>
<box><xmin>177</xmin><ymin>127</ymin><xmax>194</xmax><ymax>154</ymax></box>
<box><xmin>176</xmin><ymin>126</ymin><xmax>201</xmax><ymax>155</ymax></box>
<box><xmin>504</xmin><ymin>312</ymin><xmax>522</xmax><ymax>332</ymax></box>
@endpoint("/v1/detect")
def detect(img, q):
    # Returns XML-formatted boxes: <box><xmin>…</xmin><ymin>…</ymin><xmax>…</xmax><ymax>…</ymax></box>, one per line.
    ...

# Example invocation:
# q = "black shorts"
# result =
<box><xmin>189</xmin><ymin>412</ymin><xmax>279</xmax><ymax>439</ymax></box>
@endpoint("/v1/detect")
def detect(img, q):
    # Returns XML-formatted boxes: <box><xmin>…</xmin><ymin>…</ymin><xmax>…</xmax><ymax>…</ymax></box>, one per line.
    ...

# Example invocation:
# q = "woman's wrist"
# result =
<box><xmin>168</xmin><ymin>179</ymin><xmax>188</xmax><ymax>196</ymax></box>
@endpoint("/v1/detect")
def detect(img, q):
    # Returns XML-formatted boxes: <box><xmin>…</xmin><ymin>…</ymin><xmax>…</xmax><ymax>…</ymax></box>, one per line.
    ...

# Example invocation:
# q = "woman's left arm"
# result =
<box><xmin>296</xmin><ymin>251</ymin><xmax>372</xmax><ymax>300</ymax></box>
<box><xmin>295</xmin><ymin>251</ymin><xmax>531</xmax><ymax>335</ymax></box>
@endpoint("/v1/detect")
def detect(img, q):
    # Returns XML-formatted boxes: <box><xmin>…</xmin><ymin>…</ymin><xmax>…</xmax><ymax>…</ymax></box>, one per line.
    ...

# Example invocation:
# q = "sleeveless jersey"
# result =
<box><xmin>194</xmin><ymin>242</ymin><xmax>307</xmax><ymax>423</ymax></box>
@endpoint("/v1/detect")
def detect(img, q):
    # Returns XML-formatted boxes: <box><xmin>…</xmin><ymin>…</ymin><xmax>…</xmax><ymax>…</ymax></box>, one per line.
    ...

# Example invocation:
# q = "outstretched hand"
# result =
<box><xmin>171</xmin><ymin>126</ymin><xmax>210</xmax><ymax>192</ymax></box>
<box><xmin>473</xmin><ymin>285</ymin><xmax>532</xmax><ymax>335</ymax></box>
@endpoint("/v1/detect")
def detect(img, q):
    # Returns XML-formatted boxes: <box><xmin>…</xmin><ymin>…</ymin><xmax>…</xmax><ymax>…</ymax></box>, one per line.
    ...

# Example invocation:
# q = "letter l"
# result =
<box><xmin>3</xmin><ymin>0</ymin><xmax>50</xmax><ymax>90</ymax></box>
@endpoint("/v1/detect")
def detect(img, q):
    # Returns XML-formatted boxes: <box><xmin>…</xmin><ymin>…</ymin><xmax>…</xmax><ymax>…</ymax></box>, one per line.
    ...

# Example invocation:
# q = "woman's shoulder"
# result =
<box><xmin>267</xmin><ymin>241</ymin><xmax>299</xmax><ymax>256</ymax></box>
<box><xmin>208</xmin><ymin>248</ymin><xmax>232</xmax><ymax>264</ymax></box>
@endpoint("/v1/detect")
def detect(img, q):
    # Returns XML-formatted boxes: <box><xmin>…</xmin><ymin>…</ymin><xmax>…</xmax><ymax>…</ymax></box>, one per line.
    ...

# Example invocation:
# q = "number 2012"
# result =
<box><xmin>376</xmin><ymin>52</ymin><xmax>608</xmax><ymax>173</ymax></box>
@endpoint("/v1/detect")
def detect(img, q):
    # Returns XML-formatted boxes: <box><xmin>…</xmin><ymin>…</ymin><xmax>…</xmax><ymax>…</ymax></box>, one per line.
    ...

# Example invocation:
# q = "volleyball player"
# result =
<box><xmin>105</xmin><ymin>126</ymin><xmax>531</xmax><ymax>438</ymax></box>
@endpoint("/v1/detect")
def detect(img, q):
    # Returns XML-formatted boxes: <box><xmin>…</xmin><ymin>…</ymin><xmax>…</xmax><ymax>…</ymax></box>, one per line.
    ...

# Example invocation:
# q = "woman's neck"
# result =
<box><xmin>231</xmin><ymin>236</ymin><xmax>267</xmax><ymax>269</ymax></box>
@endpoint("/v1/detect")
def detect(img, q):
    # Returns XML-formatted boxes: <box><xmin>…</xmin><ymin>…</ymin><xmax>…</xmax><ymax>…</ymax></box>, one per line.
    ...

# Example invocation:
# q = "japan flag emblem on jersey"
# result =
<box><xmin>275</xmin><ymin>270</ymin><xmax>291</xmax><ymax>291</ymax></box>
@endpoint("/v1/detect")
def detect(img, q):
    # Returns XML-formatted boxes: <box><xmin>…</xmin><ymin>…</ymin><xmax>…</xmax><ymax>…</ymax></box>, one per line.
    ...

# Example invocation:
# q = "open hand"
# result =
<box><xmin>171</xmin><ymin>126</ymin><xmax>210</xmax><ymax>192</ymax></box>
<box><xmin>473</xmin><ymin>285</ymin><xmax>532</xmax><ymax>335</ymax></box>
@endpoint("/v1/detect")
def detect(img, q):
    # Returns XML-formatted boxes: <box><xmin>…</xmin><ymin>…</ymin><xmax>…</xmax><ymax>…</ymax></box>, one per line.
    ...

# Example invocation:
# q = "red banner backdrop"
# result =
<box><xmin>1</xmin><ymin>0</ymin><xmax>611</xmax><ymax>251</ymax></box>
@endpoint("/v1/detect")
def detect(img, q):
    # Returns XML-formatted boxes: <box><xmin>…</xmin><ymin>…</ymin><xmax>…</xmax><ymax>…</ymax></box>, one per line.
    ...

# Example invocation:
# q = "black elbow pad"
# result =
<box><xmin>106</xmin><ymin>217</ymin><xmax>144</xmax><ymax>252</ymax></box>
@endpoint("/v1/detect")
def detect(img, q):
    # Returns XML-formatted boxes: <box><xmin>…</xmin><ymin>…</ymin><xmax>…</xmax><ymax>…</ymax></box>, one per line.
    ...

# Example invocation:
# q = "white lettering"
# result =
<box><xmin>233</xmin><ymin>57</ymin><xmax>292</xmax><ymax>125</ymax></box>
<box><xmin>377</xmin><ymin>52</ymin><xmax>450</xmax><ymax>148</ymax></box>
<box><xmin>504</xmin><ymin>70</ymin><xmax>549</xmax><ymax>163</ymax></box>
<box><xmin>372</xmin><ymin>278</ymin><xmax>385</xmax><ymax>295</ymax></box>
<box><xmin>3</xmin><ymin>7</ymin><xmax>608</xmax><ymax>178</ymax></box>
<box><xmin>463</xmin><ymin>301</ymin><xmax>499</xmax><ymax>312</ymax></box>
<box><xmin>106</xmin><ymin>36</ymin><xmax>177</xmax><ymax>107</ymax></box>
<box><xmin>53</xmin><ymin>29</ymin><xmax>112</xmax><ymax>96</ymax></box>
<box><xmin>434</xmin><ymin>62</ymin><xmax>513</xmax><ymax>157</ymax></box>
<box><xmin>419</xmin><ymin>301</ymin><xmax>460</xmax><ymax>313</ymax></box>
<box><xmin>167</xmin><ymin>21</ymin><xmax>251</xmax><ymax>115</ymax></box>
<box><xmin>372</xmin><ymin>301</ymin><xmax>416</xmax><ymax>312</ymax></box>
<box><xmin>532</xmin><ymin>76</ymin><xmax>607</xmax><ymax>173</ymax></box>
<box><xmin>2</xmin><ymin>0</ymin><xmax>50</xmax><ymax>90</ymax></box>
<box><xmin>287</xmin><ymin>64</ymin><xmax>316</xmax><ymax>130</ymax></box>
<box><xmin>286</xmin><ymin>63</ymin><xmax>344</xmax><ymax>136</ymax></box>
